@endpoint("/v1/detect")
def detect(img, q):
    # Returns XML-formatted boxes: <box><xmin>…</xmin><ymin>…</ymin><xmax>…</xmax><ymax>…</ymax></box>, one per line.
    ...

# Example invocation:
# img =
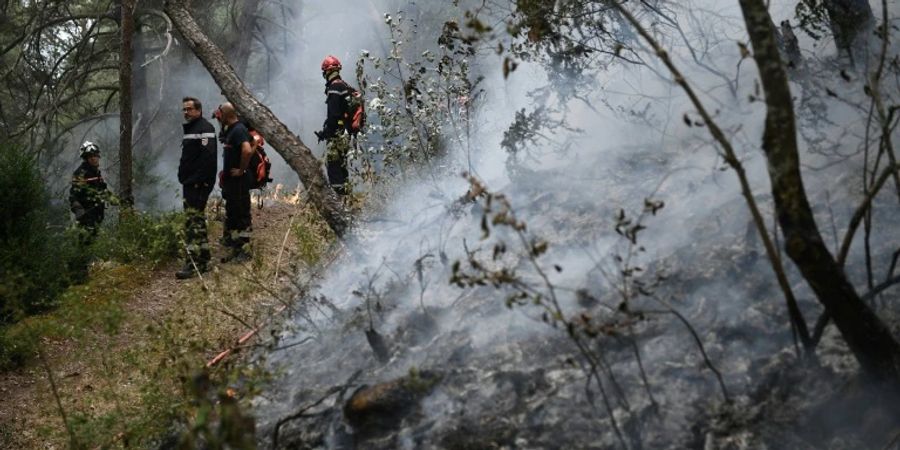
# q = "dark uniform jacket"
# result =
<box><xmin>69</xmin><ymin>161</ymin><xmax>109</xmax><ymax>220</ymax></box>
<box><xmin>178</xmin><ymin>117</ymin><xmax>218</xmax><ymax>186</ymax></box>
<box><xmin>322</xmin><ymin>77</ymin><xmax>350</xmax><ymax>139</ymax></box>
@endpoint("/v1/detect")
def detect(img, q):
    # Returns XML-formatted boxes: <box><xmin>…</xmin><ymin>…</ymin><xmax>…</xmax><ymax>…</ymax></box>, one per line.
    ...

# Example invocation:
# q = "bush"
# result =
<box><xmin>291</xmin><ymin>206</ymin><xmax>335</xmax><ymax>266</ymax></box>
<box><xmin>0</xmin><ymin>324</ymin><xmax>40</xmax><ymax>370</ymax></box>
<box><xmin>0</xmin><ymin>143</ymin><xmax>182</xmax><ymax>370</ymax></box>
<box><xmin>91</xmin><ymin>210</ymin><xmax>184</xmax><ymax>266</ymax></box>
<box><xmin>0</xmin><ymin>143</ymin><xmax>82</xmax><ymax>325</ymax></box>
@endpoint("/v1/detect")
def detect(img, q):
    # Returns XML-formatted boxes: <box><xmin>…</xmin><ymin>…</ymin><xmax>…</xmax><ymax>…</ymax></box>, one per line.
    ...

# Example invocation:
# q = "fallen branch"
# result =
<box><xmin>272</xmin><ymin>370</ymin><xmax>363</xmax><ymax>448</ymax></box>
<box><xmin>813</xmin><ymin>273</ymin><xmax>900</xmax><ymax>344</ymax></box>
<box><xmin>205</xmin><ymin>230</ymin><xmax>346</xmax><ymax>368</ymax></box>
<box><xmin>205</xmin><ymin>304</ymin><xmax>287</xmax><ymax>368</ymax></box>
<box><xmin>645</xmin><ymin>297</ymin><xmax>731</xmax><ymax>402</ymax></box>
<box><xmin>883</xmin><ymin>428</ymin><xmax>900</xmax><ymax>450</ymax></box>
<box><xmin>37</xmin><ymin>345</ymin><xmax>77</xmax><ymax>447</ymax></box>
<box><xmin>273</xmin><ymin>212</ymin><xmax>298</xmax><ymax>284</ymax></box>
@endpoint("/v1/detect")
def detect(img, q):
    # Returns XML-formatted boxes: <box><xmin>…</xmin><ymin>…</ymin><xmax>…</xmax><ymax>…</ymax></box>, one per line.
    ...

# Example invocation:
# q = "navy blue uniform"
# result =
<box><xmin>222</xmin><ymin>121</ymin><xmax>253</xmax><ymax>248</ymax></box>
<box><xmin>179</xmin><ymin>117</ymin><xmax>218</xmax><ymax>265</ymax></box>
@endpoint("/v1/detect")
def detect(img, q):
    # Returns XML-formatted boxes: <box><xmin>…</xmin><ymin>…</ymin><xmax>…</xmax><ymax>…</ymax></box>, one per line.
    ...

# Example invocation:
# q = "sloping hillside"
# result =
<box><xmin>0</xmin><ymin>196</ymin><xmax>330</xmax><ymax>448</ymax></box>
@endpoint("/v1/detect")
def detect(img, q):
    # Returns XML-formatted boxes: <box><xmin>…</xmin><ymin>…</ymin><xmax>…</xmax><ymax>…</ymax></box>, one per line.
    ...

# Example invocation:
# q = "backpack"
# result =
<box><xmin>344</xmin><ymin>86</ymin><xmax>366</xmax><ymax>135</ymax></box>
<box><xmin>248</xmin><ymin>130</ymin><xmax>273</xmax><ymax>189</ymax></box>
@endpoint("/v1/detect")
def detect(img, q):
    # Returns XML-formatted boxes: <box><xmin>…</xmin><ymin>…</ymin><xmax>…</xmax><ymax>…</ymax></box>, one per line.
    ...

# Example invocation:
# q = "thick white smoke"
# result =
<box><xmin>239</xmin><ymin>0</ymin><xmax>900</xmax><ymax>447</ymax></box>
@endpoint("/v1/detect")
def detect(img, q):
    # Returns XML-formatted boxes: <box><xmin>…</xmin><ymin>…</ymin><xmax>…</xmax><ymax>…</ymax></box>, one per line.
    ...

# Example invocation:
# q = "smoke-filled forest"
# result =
<box><xmin>1</xmin><ymin>0</ymin><xmax>900</xmax><ymax>448</ymax></box>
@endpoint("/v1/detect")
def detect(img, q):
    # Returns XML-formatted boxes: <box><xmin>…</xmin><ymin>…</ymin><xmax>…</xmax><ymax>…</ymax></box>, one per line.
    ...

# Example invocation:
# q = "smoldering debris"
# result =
<box><xmin>252</xmin><ymin>163</ymin><xmax>900</xmax><ymax>449</ymax></box>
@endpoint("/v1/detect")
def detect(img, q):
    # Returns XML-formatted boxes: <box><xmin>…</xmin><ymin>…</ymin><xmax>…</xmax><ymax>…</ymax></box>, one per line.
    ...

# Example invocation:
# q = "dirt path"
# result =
<box><xmin>0</xmin><ymin>198</ymin><xmax>322</xmax><ymax>448</ymax></box>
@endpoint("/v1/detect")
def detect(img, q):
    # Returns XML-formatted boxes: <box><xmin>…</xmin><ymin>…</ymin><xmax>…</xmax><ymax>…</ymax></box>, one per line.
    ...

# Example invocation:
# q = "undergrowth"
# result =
<box><xmin>0</xmin><ymin>197</ymin><xmax>332</xmax><ymax>449</ymax></box>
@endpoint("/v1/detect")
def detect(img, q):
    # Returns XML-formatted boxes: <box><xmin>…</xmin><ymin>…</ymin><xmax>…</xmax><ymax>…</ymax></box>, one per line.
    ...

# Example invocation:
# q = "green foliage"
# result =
<box><xmin>0</xmin><ymin>143</ymin><xmax>47</xmax><ymax>239</ymax></box>
<box><xmin>91</xmin><ymin>210</ymin><xmax>184</xmax><ymax>266</ymax></box>
<box><xmin>0</xmin><ymin>257</ymin><xmax>271</xmax><ymax>445</ymax></box>
<box><xmin>292</xmin><ymin>206</ymin><xmax>335</xmax><ymax>266</ymax></box>
<box><xmin>0</xmin><ymin>143</ymin><xmax>183</xmax><ymax>370</ymax></box>
<box><xmin>0</xmin><ymin>264</ymin><xmax>144</xmax><ymax>370</ymax></box>
<box><xmin>403</xmin><ymin>366</ymin><xmax>442</xmax><ymax>393</ymax></box>
<box><xmin>794</xmin><ymin>0</ymin><xmax>831</xmax><ymax>40</ymax></box>
<box><xmin>0</xmin><ymin>143</ymin><xmax>82</xmax><ymax>325</ymax></box>
<box><xmin>0</xmin><ymin>1</ymin><xmax>121</xmax><ymax>158</ymax></box>
<box><xmin>173</xmin><ymin>372</ymin><xmax>256</xmax><ymax>450</ymax></box>
<box><xmin>501</xmin><ymin>105</ymin><xmax>577</xmax><ymax>168</ymax></box>
<box><xmin>0</xmin><ymin>322</ymin><xmax>41</xmax><ymax>370</ymax></box>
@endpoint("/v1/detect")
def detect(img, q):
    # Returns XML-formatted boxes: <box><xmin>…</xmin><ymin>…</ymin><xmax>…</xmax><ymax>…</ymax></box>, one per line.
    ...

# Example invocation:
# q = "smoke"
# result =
<box><xmin>149</xmin><ymin>0</ymin><xmax>897</xmax><ymax>447</ymax></box>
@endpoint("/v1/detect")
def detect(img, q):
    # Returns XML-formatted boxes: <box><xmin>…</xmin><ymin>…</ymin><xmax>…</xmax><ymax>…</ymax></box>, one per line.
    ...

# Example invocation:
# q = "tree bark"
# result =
<box><xmin>824</xmin><ymin>0</ymin><xmax>875</xmax><ymax>60</ymax></box>
<box><xmin>131</xmin><ymin>22</ymin><xmax>153</xmax><ymax>199</ymax></box>
<box><xmin>227</xmin><ymin>0</ymin><xmax>261</xmax><ymax>79</ymax></box>
<box><xmin>119</xmin><ymin>0</ymin><xmax>135</xmax><ymax>209</ymax></box>
<box><xmin>778</xmin><ymin>20</ymin><xmax>802</xmax><ymax>69</ymax></box>
<box><xmin>738</xmin><ymin>0</ymin><xmax>900</xmax><ymax>382</ymax></box>
<box><xmin>164</xmin><ymin>0</ymin><xmax>349</xmax><ymax>237</ymax></box>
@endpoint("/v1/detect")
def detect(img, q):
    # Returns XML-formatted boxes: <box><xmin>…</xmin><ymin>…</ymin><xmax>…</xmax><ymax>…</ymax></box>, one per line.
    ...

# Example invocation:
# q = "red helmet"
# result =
<box><xmin>321</xmin><ymin>55</ymin><xmax>342</xmax><ymax>73</ymax></box>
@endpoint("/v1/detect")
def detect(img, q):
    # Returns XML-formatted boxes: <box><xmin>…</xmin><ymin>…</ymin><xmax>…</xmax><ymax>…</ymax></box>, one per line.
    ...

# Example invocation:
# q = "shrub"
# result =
<box><xmin>0</xmin><ymin>143</ymin><xmax>181</xmax><ymax>369</ymax></box>
<box><xmin>91</xmin><ymin>210</ymin><xmax>184</xmax><ymax>266</ymax></box>
<box><xmin>292</xmin><ymin>206</ymin><xmax>335</xmax><ymax>266</ymax></box>
<box><xmin>0</xmin><ymin>143</ymin><xmax>81</xmax><ymax>325</ymax></box>
<box><xmin>0</xmin><ymin>323</ymin><xmax>40</xmax><ymax>370</ymax></box>
<box><xmin>356</xmin><ymin>11</ymin><xmax>482</xmax><ymax>178</ymax></box>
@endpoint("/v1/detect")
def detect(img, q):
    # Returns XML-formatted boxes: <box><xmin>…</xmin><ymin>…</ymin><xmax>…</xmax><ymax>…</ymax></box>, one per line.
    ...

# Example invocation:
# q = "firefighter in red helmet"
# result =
<box><xmin>315</xmin><ymin>55</ymin><xmax>352</xmax><ymax>195</ymax></box>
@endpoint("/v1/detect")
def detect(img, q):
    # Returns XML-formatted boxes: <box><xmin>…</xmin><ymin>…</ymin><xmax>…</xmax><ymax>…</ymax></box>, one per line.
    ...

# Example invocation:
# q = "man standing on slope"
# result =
<box><xmin>215</xmin><ymin>102</ymin><xmax>254</xmax><ymax>263</ymax></box>
<box><xmin>176</xmin><ymin>96</ymin><xmax>218</xmax><ymax>279</ymax></box>
<box><xmin>315</xmin><ymin>55</ymin><xmax>352</xmax><ymax>195</ymax></box>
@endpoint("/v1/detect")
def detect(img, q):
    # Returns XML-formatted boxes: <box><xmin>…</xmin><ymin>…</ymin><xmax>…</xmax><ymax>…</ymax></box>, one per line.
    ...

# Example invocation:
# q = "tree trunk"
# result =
<box><xmin>163</xmin><ymin>0</ymin><xmax>349</xmax><ymax>237</ymax></box>
<box><xmin>228</xmin><ymin>0</ymin><xmax>261</xmax><ymax>79</ymax></box>
<box><xmin>737</xmin><ymin>0</ymin><xmax>900</xmax><ymax>382</ymax></box>
<box><xmin>824</xmin><ymin>0</ymin><xmax>875</xmax><ymax>61</ymax></box>
<box><xmin>131</xmin><ymin>22</ymin><xmax>153</xmax><ymax>204</ymax></box>
<box><xmin>119</xmin><ymin>0</ymin><xmax>135</xmax><ymax>209</ymax></box>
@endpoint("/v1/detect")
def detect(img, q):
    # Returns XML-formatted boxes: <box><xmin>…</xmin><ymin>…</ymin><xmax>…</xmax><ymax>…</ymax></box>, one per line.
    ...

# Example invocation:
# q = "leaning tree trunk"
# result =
<box><xmin>118</xmin><ymin>0</ymin><xmax>135</xmax><ymax>209</ymax></box>
<box><xmin>163</xmin><ymin>0</ymin><xmax>349</xmax><ymax>237</ymax></box>
<box><xmin>738</xmin><ymin>0</ymin><xmax>900</xmax><ymax>382</ymax></box>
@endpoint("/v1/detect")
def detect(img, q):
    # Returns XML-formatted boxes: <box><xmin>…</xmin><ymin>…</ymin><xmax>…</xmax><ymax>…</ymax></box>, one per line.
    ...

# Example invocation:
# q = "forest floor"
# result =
<box><xmin>0</xmin><ymin>194</ymin><xmax>333</xmax><ymax>449</ymax></box>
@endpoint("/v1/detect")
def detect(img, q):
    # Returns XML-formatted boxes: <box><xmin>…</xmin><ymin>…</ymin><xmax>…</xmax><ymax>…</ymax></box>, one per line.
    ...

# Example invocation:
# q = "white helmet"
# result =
<box><xmin>79</xmin><ymin>141</ymin><xmax>100</xmax><ymax>158</ymax></box>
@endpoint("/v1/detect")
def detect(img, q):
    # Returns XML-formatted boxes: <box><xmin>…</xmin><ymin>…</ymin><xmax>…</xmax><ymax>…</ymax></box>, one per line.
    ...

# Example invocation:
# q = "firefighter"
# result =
<box><xmin>315</xmin><ymin>55</ymin><xmax>352</xmax><ymax>195</ymax></box>
<box><xmin>69</xmin><ymin>141</ymin><xmax>111</xmax><ymax>240</ymax></box>
<box><xmin>214</xmin><ymin>102</ymin><xmax>254</xmax><ymax>263</ymax></box>
<box><xmin>176</xmin><ymin>96</ymin><xmax>218</xmax><ymax>279</ymax></box>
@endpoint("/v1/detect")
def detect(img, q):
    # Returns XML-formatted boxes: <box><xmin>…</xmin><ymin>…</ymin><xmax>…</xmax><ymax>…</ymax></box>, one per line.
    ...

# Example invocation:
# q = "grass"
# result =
<box><xmin>0</xmin><ymin>263</ymin><xmax>154</xmax><ymax>447</ymax></box>
<box><xmin>0</xmin><ymin>264</ymin><xmax>148</xmax><ymax>371</ymax></box>
<box><xmin>0</xmin><ymin>199</ymin><xmax>334</xmax><ymax>449</ymax></box>
<box><xmin>291</xmin><ymin>204</ymin><xmax>336</xmax><ymax>266</ymax></box>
